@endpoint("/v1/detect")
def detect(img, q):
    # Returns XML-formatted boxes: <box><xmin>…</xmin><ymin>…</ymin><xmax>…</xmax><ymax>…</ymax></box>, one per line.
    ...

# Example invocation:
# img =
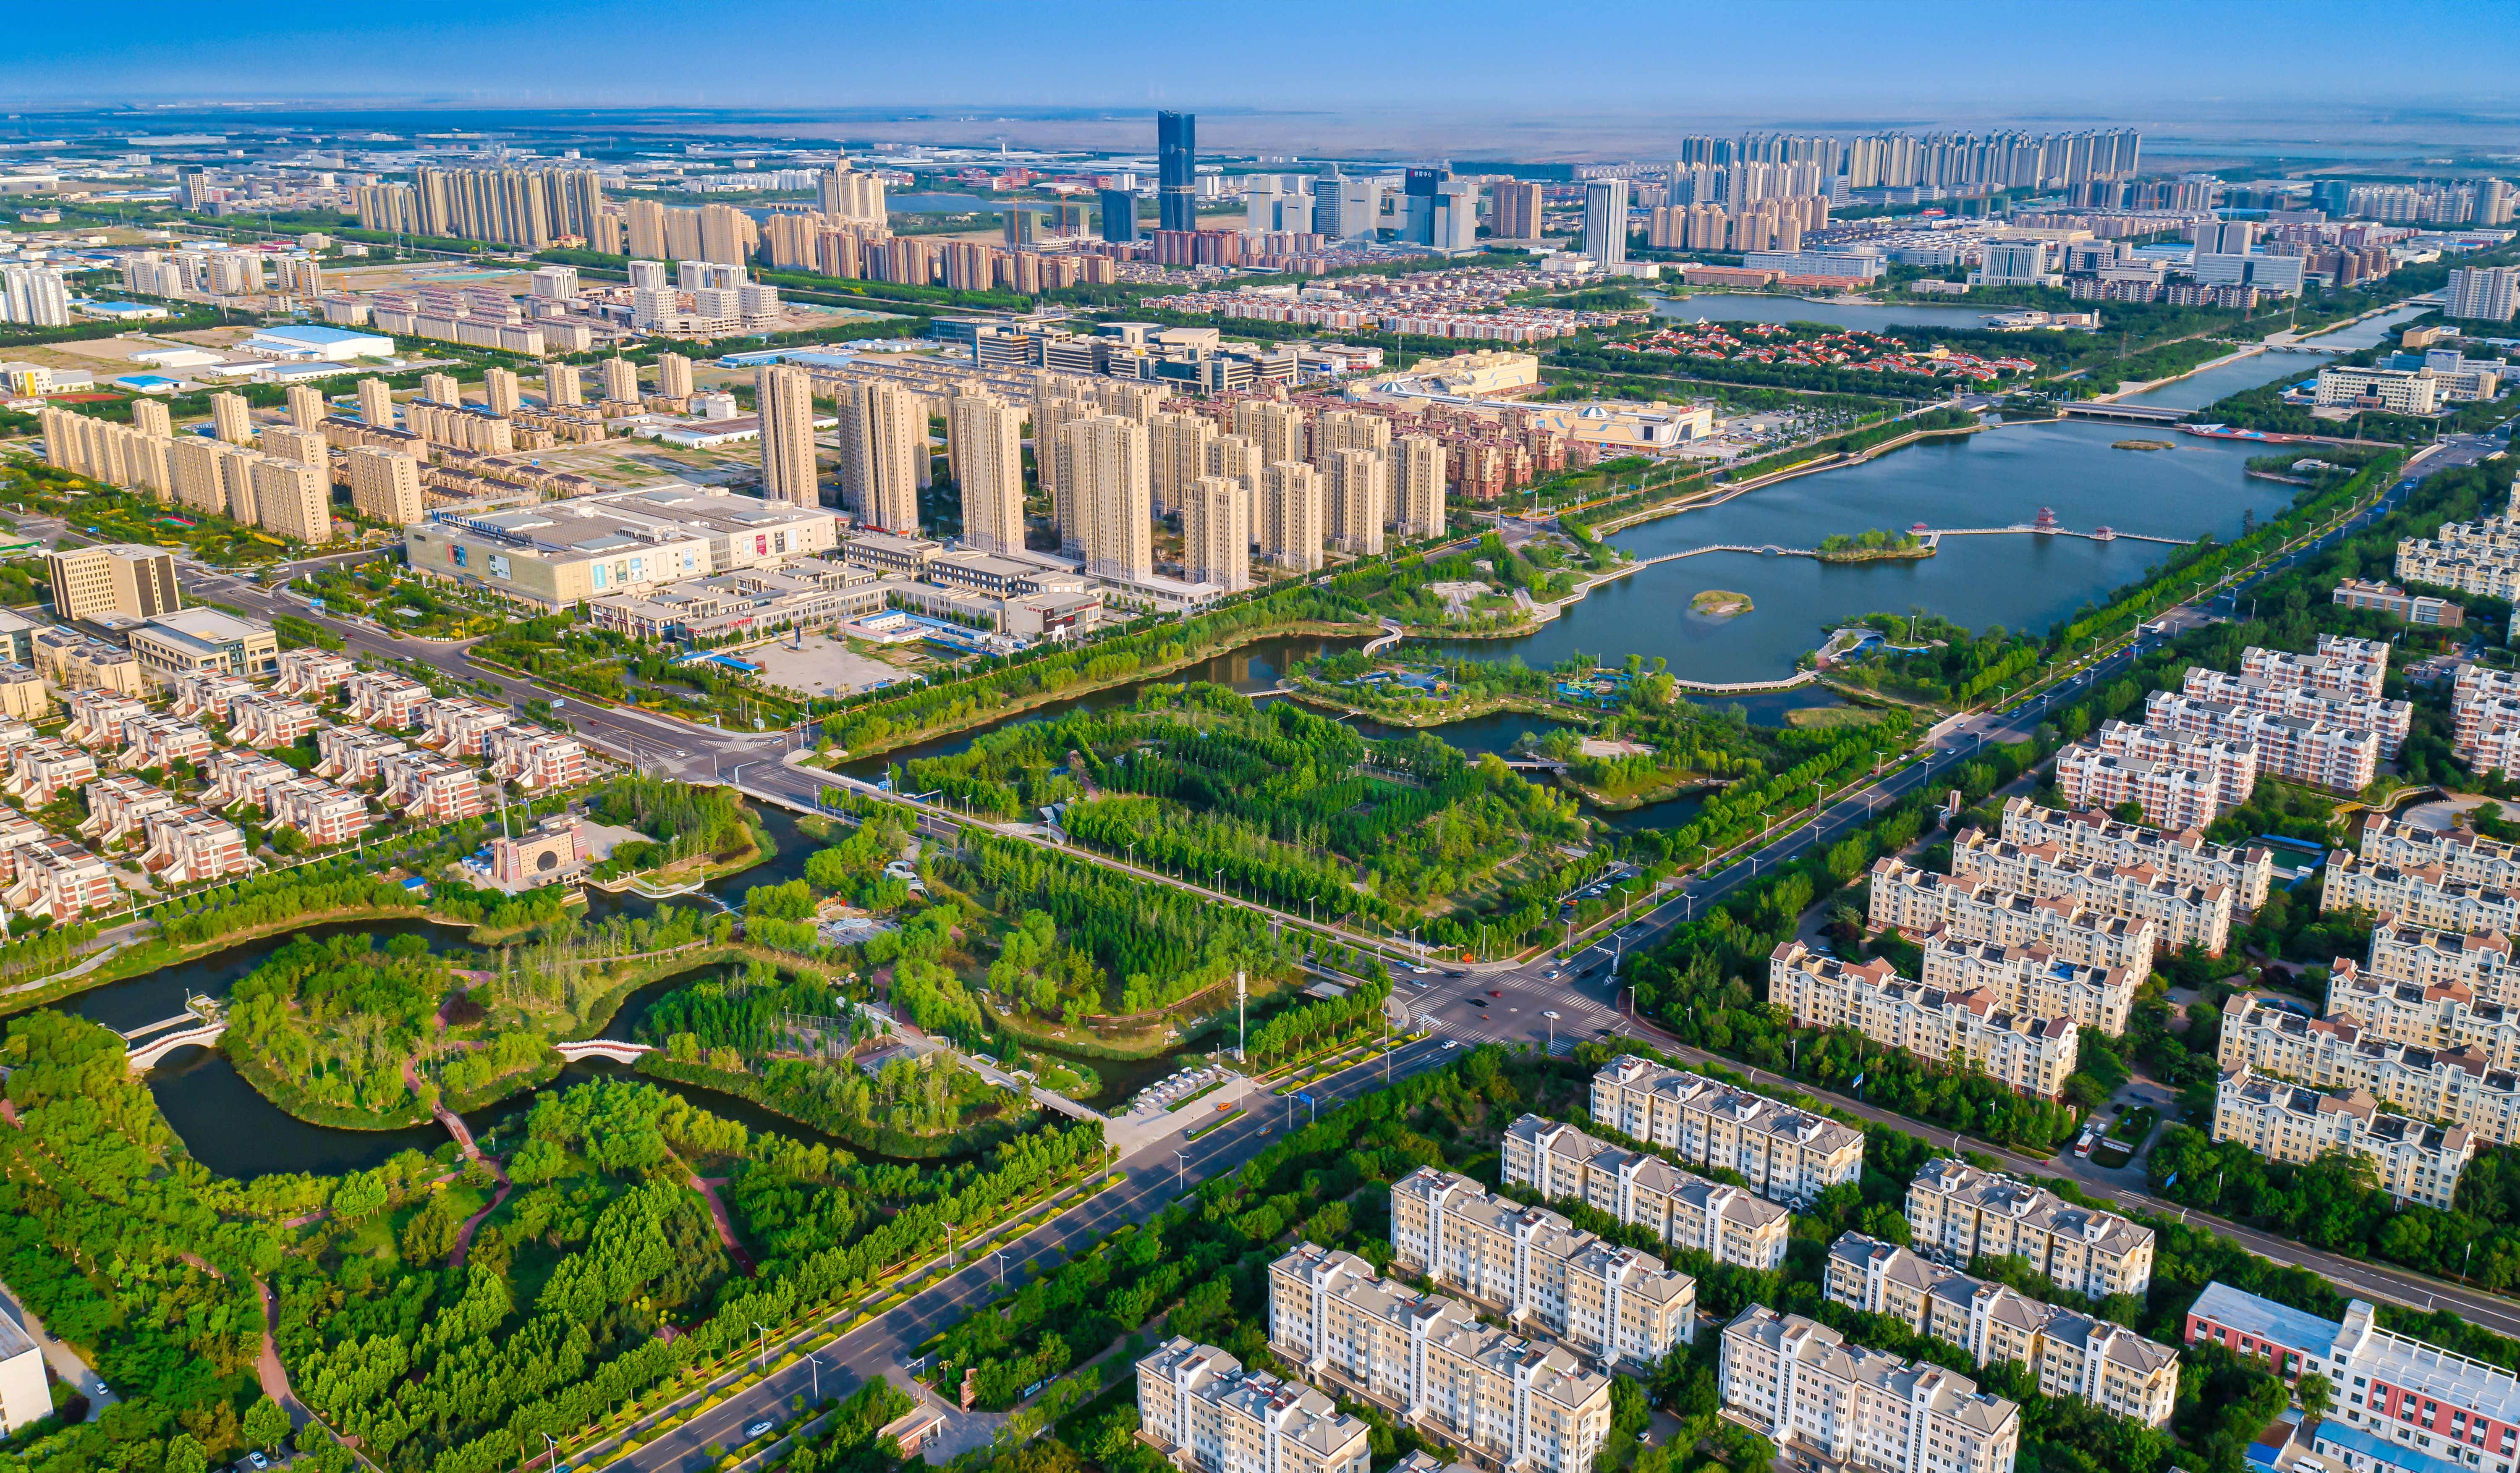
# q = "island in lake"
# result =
<box><xmin>2113</xmin><ymin>439</ymin><xmax>2175</xmax><ymax>451</ymax></box>
<box><xmin>1692</xmin><ymin>589</ymin><xmax>1753</xmax><ymax>616</ymax></box>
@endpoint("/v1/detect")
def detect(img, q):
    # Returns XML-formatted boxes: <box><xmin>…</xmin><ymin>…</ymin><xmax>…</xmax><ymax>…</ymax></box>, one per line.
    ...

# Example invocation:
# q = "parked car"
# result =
<box><xmin>747</xmin><ymin>1422</ymin><xmax>777</xmax><ymax>1440</ymax></box>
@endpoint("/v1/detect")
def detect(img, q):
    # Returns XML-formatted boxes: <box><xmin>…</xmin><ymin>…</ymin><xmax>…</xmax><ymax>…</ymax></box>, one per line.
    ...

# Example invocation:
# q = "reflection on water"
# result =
<box><xmin>1652</xmin><ymin>293</ymin><xmax>2006</xmax><ymax>331</ymax></box>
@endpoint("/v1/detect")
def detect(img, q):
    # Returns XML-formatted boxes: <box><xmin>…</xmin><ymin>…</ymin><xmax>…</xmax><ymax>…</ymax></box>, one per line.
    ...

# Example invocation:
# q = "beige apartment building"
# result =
<box><xmin>1867</xmin><ymin>858</ymin><xmax>2159</xmax><ymax>975</ymax></box>
<box><xmin>1182</xmin><ymin>475</ymin><xmax>1252</xmax><ymax>592</ymax></box>
<box><xmin>757</xmin><ymin>364</ymin><xmax>822</xmax><ymax>511</ymax></box>
<box><xmin>1268</xmin><ymin>1244</ymin><xmax>1613</xmax><ymax>1473</ymax></box>
<box><xmin>346</xmin><ymin>446</ymin><xmax>425</xmax><ymax>525</ymax></box>
<box><xmin>2242</xmin><ymin>633</ymin><xmax>2389</xmax><ymax>701</ymax></box>
<box><xmin>947</xmin><ymin>393</ymin><xmax>1026</xmax><ymax>556</ymax></box>
<box><xmin>1917</xmin><ymin>936</ymin><xmax>2138</xmax><ymax>1035</ymax></box>
<box><xmin>1824</xmin><ymin>1233</ymin><xmax>2178</xmax><ymax>1428</ymax></box>
<box><xmin>1060</xmin><ymin>414</ymin><xmax>1153</xmax><ymax>582</ymax></box>
<box><xmin>1149</xmin><ymin>410</ymin><xmax>1216</xmax><ymax>516</ymax></box>
<box><xmin>2361</xmin><ymin>920</ymin><xmax>2520</xmax><ymax>998</ymax></box>
<box><xmin>249</xmin><ymin>457</ymin><xmax>333</xmax><ymax>544</ymax></box>
<box><xmin>1768</xmin><ymin>942</ymin><xmax>2080</xmax><ymax>1098</ymax></box>
<box><xmin>1501</xmin><ymin>1114</ymin><xmax>1791</xmax><ymax>1271</ymax></box>
<box><xmin>1385</xmin><ymin>1167</ymin><xmax>1696</xmax><ymax>1366</ymax></box>
<box><xmin>1395</xmin><ymin>435</ymin><xmax>1445</xmax><ymax>540</ymax></box>
<box><xmin>1719</xmin><ymin>1305</ymin><xmax>2020</xmax><ymax>1473</ymax></box>
<box><xmin>1261</xmin><ymin>460</ymin><xmax>1325</xmax><ymax>572</ymax></box>
<box><xmin>2214</xmin><ymin>1067</ymin><xmax>2474</xmax><ymax>1209</ymax></box>
<box><xmin>2323</xmin><ymin>852</ymin><xmax>2520</xmax><ymax>938</ymax></box>
<box><xmin>45</xmin><ymin>545</ymin><xmax>181</xmax><ymax>622</ymax></box>
<box><xmin>1999</xmin><ymin>797</ymin><xmax>2275</xmax><ymax>908</ymax></box>
<box><xmin>2183</xmin><ymin>665</ymin><xmax>2413</xmax><ymax>761</ymax></box>
<box><xmin>1325</xmin><ymin>447</ymin><xmax>1387</xmax><ymax>556</ymax></box>
<box><xmin>2143</xmin><ymin>691</ymin><xmax>2379</xmax><ymax>796</ymax></box>
<box><xmin>2220</xmin><ymin>998</ymin><xmax>2520</xmax><ymax>1146</ymax></box>
<box><xmin>1135</xmin><ymin>1338</ymin><xmax>1370</xmax><ymax>1473</ymax></box>
<box><xmin>1588</xmin><ymin>1056</ymin><xmax>1864</xmax><ymax>1206</ymax></box>
<box><xmin>1947</xmin><ymin>828</ymin><xmax>2233</xmax><ymax>954</ymax></box>
<box><xmin>2329</xmin><ymin>961</ymin><xmax>2520</xmax><ymax>1068</ymax></box>
<box><xmin>838</xmin><ymin>378</ymin><xmax>923</xmax><ymax>532</ymax></box>
<box><xmin>1905</xmin><ymin>1159</ymin><xmax>2154</xmax><ymax>1299</ymax></box>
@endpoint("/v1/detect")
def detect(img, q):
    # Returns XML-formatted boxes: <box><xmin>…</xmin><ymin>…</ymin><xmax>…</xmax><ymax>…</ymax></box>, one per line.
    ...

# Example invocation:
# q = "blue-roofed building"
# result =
<box><xmin>111</xmin><ymin>374</ymin><xmax>184</xmax><ymax>394</ymax></box>
<box><xmin>78</xmin><ymin>300</ymin><xmax>170</xmax><ymax>321</ymax></box>
<box><xmin>2319</xmin><ymin>1419</ymin><xmax>2476</xmax><ymax>1473</ymax></box>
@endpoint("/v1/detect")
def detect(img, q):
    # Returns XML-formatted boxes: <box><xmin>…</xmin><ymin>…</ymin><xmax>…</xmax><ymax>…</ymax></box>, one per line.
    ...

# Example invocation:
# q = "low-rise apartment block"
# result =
<box><xmin>31</xmin><ymin>626</ymin><xmax>142</xmax><ymax>696</ymax></box>
<box><xmin>62</xmin><ymin>689</ymin><xmax>147</xmax><ymax>750</ymax></box>
<box><xmin>168</xmin><ymin>671</ymin><xmax>258</xmax><ymax>722</ymax></box>
<box><xmin>2330</xmin><ymin>959</ymin><xmax>2520</xmax><ymax>1067</ymax></box>
<box><xmin>2323</xmin><ymin>851</ymin><xmax>2520</xmax><ymax>937</ymax></box>
<box><xmin>1905</xmin><ymin>1158</ymin><xmax>2154</xmax><ymax>1300</ymax></box>
<box><xmin>229</xmin><ymin>695</ymin><xmax>323</xmax><ymax>750</ymax></box>
<box><xmin>0</xmin><ymin>838</ymin><xmax>118</xmax><ymax>923</ymax></box>
<box><xmin>2184</xmin><ymin>1283</ymin><xmax>2520</xmax><ymax>1473</ymax></box>
<box><xmin>2053</xmin><ymin>741</ymin><xmax>2224</xmax><ymax>831</ymax></box>
<box><xmin>2241</xmin><ymin>634</ymin><xmax>2389</xmax><ymax>702</ymax></box>
<box><xmin>269</xmin><ymin>777</ymin><xmax>371</xmax><ymax>846</ymax></box>
<box><xmin>2144</xmin><ymin>690</ymin><xmax>2379</xmax><ymax>796</ymax></box>
<box><xmin>384</xmin><ymin>752</ymin><xmax>484</xmax><ymax>822</ymax></box>
<box><xmin>1867</xmin><ymin>858</ymin><xmax>2158</xmax><ymax>975</ymax></box>
<box><xmin>2221</xmin><ymin>999</ymin><xmax>2520</xmax><ymax>1146</ymax></box>
<box><xmin>139</xmin><ymin>806</ymin><xmax>251</xmax><ymax>886</ymax></box>
<box><xmin>1768</xmin><ymin>942</ymin><xmax>2079</xmax><ymax>1098</ymax></box>
<box><xmin>1949</xmin><ymin>828</ymin><xmax>2233</xmax><ymax>954</ymax></box>
<box><xmin>79</xmin><ymin>775</ymin><xmax>175</xmax><ymax>849</ymax></box>
<box><xmin>2214</xmin><ymin>1067</ymin><xmax>2474</xmax><ymax>1209</ymax></box>
<box><xmin>2333</xmin><ymin>578</ymin><xmax>2462</xmax><ymax>628</ymax></box>
<box><xmin>345</xmin><ymin>669</ymin><xmax>431</xmax><ymax>730</ymax></box>
<box><xmin>1134</xmin><ymin>1338</ymin><xmax>1370</xmax><ymax>1473</ymax></box>
<box><xmin>6</xmin><ymin>739</ymin><xmax>98</xmax><ymax>807</ymax></box>
<box><xmin>117</xmin><ymin>716</ymin><xmax>212</xmax><ymax>773</ymax></box>
<box><xmin>1387</xmin><ymin>1166</ymin><xmax>1696</xmax><ymax>1365</ymax></box>
<box><xmin>2359</xmin><ymin>813</ymin><xmax>2520</xmax><ymax>896</ymax></box>
<box><xmin>419</xmin><ymin>696</ymin><xmax>514</xmax><ymax>756</ymax></box>
<box><xmin>1917</xmin><ymin>936</ymin><xmax>2138</xmax><ymax>1035</ymax></box>
<box><xmin>2183</xmin><ymin>665</ymin><xmax>2412</xmax><ymax>760</ymax></box>
<box><xmin>0</xmin><ymin>666</ymin><xmax>49</xmax><ymax>723</ymax></box>
<box><xmin>1588</xmin><ymin>1055</ymin><xmax>1865</xmax><ymax>1207</ymax></box>
<box><xmin>316</xmin><ymin>726</ymin><xmax>408</xmax><ymax>784</ymax></box>
<box><xmin>1268</xmin><ymin>1243</ymin><xmax>1614</xmax><ymax>1473</ymax></box>
<box><xmin>203</xmin><ymin>749</ymin><xmax>297</xmax><ymax>813</ymax></box>
<box><xmin>2090</xmin><ymin>719</ymin><xmax>2259</xmax><ymax>808</ymax></box>
<box><xmin>1501</xmin><ymin>1114</ymin><xmax>1792</xmax><ymax>1271</ymax></box>
<box><xmin>1824</xmin><ymin>1232</ymin><xmax>2177</xmax><ymax>1427</ymax></box>
<box><xmin>485</xmin><ymin>725</ymin><xmax>588</xmax><ymax>792</ymax></box>
<box><xmin>274</xmin><ymin>649</ymin><xmax>356</xmax><ymax>701</ymax></box>
<box><xmin>1719</xmin><ymin>1305</ymin><xmax>2020</xmax><ymax>1473</ymax></box>
<box><xmin>2454</xmin><ymin>666</ymin><xmax>2520</xmax><ymax>773</ymax></box>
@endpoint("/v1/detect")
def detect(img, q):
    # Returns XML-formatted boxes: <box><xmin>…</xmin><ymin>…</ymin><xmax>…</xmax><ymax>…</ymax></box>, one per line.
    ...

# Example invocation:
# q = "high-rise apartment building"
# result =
<box><xmin>1204</xmin><ymin>433</ymin><xmax>1263</xmax><ymax>499</ymax></box>
<box><xmin>756</xmin><ymin>365</ymin><xmax>822</xmax><ymax>510</ymax></box>
<box><xmin>261</xmin><ymin>426</ymin><xmax>327</xmax><ymax>470</ymax></box>
<box><xmin>420</xmin><ymin>372</ymin><xmax>459</xmax><ymax>406</ymax></box>
<box><xmin>1325</xmin><ymin>448</ymin><xmax>1387</xmax><ymax>556</ymax></box>
<box><xmin>656</xmin><ymin>352</ymin><xmax>694</xmax><ymax>400</ymax></box>
<box><xmin>1260</xmin><ymin>461</ymin><xmax>1324</xmax><ymax>572</ymax></box>
<box><xmin>0</xmin><ymin>265</ymin><xmax>70</xmax><ymax>328</ymax></box>
<box><xmin>482</xmin><ymin>367</ymin><xmax>521</xmax><ymax>417</ymax></box>
<box><xmin>947</xmin><ymin>392</ymin><xmax>1025</xmax><ymax>556</ymax></box>
<box><xmin>1062</xmin><ymin>414</ymin><xmax>1152</xmax><ymax>582</ymax></box>
<box><xmin>1583</xmin><ymin>178</ymin><xmax>1630</xmax><ymax>267</ymax></box>
<box><xmin>1099</xmin><ymin>188</ymin><xmax>1141</xmax><ymax>243</ymax></box>
<box><xmin>46</xmin><ymin>546</ymin><xmax>180</xmax><ymax>622</ymax></box>
<box><xmin>346</xmin><ymin>447</ymin><xmax>424</xmax><ymax>527</ymax></box>
<box><xmin>601</xmin><ymin>356</ymin><xmax>640</xmax><ymax>404</ymax></box>
<box><xmin>1393</xmin><ymin>435</ymin><xmax>1445</xmax><ymax>540</ymax></box>
<box><xmin>2446</xmin><ymin>266</ymin><xmax>2520</xmax><ymax>323</ymax></box>
<box><xmin>210</xmin><ymin>391</ymin><xmax>251</xmax><ymax>445</ymax></box>
<box><xmin>356</xmin><ymin>377</ymin><xmax>394</xmax><ymax>428</ymax></box>
<box><xmin>1182</xmin><ymin>475</ymin><xmax>1251</xmax><ymax>592</ymax></box>
<box><xmin>250</xmin><ymin>458</ymin><xmax>332</xmax><ymax>545</ymax></box>
<box><xmin>1149</xmin><ymin>410</ymin><xmax>1216</xmax><ymax>516</ymax></box>
<box><xmin>285</xmin><ymin>384</ymin><xmax>324</xmax><ymax>431</ymax></box>
<box><xmin>1490</xmin><ymin>182</ymin><xmax>1544</xmax><ymax>241</ymax></box>
<box><xmin>1158</xmin><ymin>112</ymin><xmax>1197</xmax><ymax>233</ymax></box>
<box><xmin>838</xmin><ymin>380</ymin><xmax>924</xmax><ymax>533</ymax></box>
<box><xmin>368</xmin><ymin>166</ymin><xmax>606</xmax><ymax>250</ymax></box>
<box><xmin>817</xmin><ymin>165</ymin><xmax>888</xmax><ymax>225</ymax></box>
<box><xmin>1233</xmin><ymin>398</ymin><xmax>1307</xmax><ymax>467</ymax></box>
<box><xmin>544</xmin><ymin>363</ymin><xmax>582</xmax><ymax>409</ymax></box>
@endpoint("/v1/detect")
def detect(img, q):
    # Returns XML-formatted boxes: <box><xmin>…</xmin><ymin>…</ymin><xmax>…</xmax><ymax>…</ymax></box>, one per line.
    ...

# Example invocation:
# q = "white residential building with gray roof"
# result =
<box><xmin>1903</xmin><ymin>1158</ymin><xmax>2154</xmax><ymax>1299</ymax></box>
<box><xmin>1135</xmin><ymin>1337</ymin><xmax>1371</xmax><ymax>1473</ymax></box>
<box><xmin>1501</xmin><ymin>1113</ymin><xmax>1791</xmax><ymax>1270</ymax></box>
<box><xmin>1719</xmin><ymin>1304</ymin><xmax>2020</xmax><ymax>1473</ymax></box>
<box><xmin>1588</xmin><ymin>1055</ymin><xmax>1865</xmax><ymax>1207</ymax></box>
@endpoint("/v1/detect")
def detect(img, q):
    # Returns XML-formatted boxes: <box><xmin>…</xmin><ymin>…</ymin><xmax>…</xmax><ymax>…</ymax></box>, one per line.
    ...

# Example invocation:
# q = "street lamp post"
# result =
<box><xmin>1175</xmin><ymin>1150</ymin><xmax>1187</xmax><ymax>1194</ymax></box>
<box><xmin>1543</xmin><ymin>1010</ymin><xmax>1560</xmax><ymax>1054</ymax></box>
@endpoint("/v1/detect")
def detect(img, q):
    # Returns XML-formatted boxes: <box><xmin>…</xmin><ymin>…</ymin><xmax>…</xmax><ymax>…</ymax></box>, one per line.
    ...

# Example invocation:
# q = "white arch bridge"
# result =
<box><xmin>554</xmin><ymin>1039</ymin><xmax>655</xmax><ymax>1063</ymax></box>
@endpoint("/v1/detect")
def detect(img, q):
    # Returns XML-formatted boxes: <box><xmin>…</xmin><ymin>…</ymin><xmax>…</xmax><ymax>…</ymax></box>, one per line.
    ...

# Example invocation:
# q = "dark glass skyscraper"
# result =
<box><xmin>1100</xmin><ymin>187</ymin><xmax>1140</xmax><ymax>242</ymax></box>
<box><xmin>1157</xmin><ymin>110</ymin><xmax>1196</xmax><ymax>232</ymax></box>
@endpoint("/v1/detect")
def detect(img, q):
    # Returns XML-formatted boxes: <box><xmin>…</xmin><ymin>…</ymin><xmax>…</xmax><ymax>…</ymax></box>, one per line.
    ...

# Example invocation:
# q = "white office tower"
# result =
<box><xmin>1062</xmin><ymin>414</ymin><xmax>1152</xmax><ymax>582</ymax></box>
<box><xmin>839</xmin><ymin>380</ymin><xmax>924</xmax><ymax>534</ymax></box>
<box><xmin>1394</xmin><ymin>435</ymin><xmax>1445</xmax><ymax>540</ymax></box>
<box><xmin>1183</xmin><ymin>475</ymin><xmax>1251</xmax><ymax>592</ymax></box>
<box><xmin>1325</xmin><ymin>448</ymin><xmax>1387</xmax><ymax>556</ymax></box>
<box><xmin>948</xmin><ymin>392</ymin><xmax>1026</xmax><ymax>556</ymax></box>
<box><xmin>1261</xmin><ymin>460</ymin><xmax>1325</xmax><ymax>572</ymax></box>
<box><xmin>1149</xmin><ymin>410</ymin><xmax>1216</xmax><ymax>516</ymax></box>
<box><xmin>756</xmin><ymin>364</ymin><xmax>822</xmax><ymax>510</ymax></box>
<box><xmin>0</xmin><ymin>266</ymin><xmax>68</xmax><ymax>327</ymax></box>
<box><xmin>356</xmin><ymin>377</ymin><xmax>394</xmax><ymax>428</ymax></box>
<box><xmin>1583</xmin><ymin>178</ymin><xmax>1630</xmax><ymax>267</ymax></box>
<box><xmin>2445</xmin><ymin>266</ymin><xmax>2520</xmax><ymax>323</ymax></box>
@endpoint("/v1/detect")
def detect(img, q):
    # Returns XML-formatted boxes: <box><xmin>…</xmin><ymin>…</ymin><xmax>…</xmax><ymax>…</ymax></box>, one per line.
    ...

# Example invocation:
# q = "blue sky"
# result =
<box><xmin>7</xmin><ymin>0</ymin><xmax>2517</xmax><ymax>125</ymax></box>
